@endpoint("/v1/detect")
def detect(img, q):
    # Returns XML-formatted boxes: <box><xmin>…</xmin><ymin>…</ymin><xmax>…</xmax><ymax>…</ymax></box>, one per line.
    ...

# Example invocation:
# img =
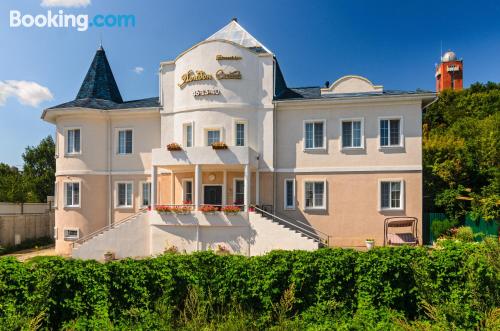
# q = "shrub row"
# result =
<box><xmin>0</xmin><ymin>240</ymin><xmax>498</xmax><ymax>330</ymax></box>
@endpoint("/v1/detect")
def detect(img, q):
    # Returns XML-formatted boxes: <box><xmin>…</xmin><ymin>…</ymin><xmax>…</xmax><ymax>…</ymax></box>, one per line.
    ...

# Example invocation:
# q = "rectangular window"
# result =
<box><xmin>117</xmin><ymin>182</ymin><xmax>133</xmax><ymax>208</ymax></box>
<box><xmin>380</xmin><ymin>119</ymin><xmax>401</xmax><ymax>147</ymax></box>
<box><xmin>304</xmin><ymin>181</ymin><xmax>325</xmax><ymax>209</ymax></box>
<box><xmin>342</xmin><ymin>120</ymin><xmax>362</xmax><ymax>148</ymax></box>
<box><xmin>141</xmin><ymin>182</ymin><xmax>151</xmax><ymax>207</ymax></box>
<box><xmin>235</xmin><ymin>122</ymin><xmax>246</xmax><ymax>146</ymax></box>
<box><xmin>66</xmin><ymin>128</ymin><xmax>81</xmax><ymax>154</ymax></box>
<box><xmin>183</xmin><ymin>180</ymin><xmax>193</xmax><ymax>203</ymax></box>
<box><xmin>304</xmin><ymin>121</ymin><xmax>325</xmax><ymax>149</ymax></box>
<box><xmin>234</xmin><ymin>179</ymin><xmax>245</xmax><ymax>205</ymax></box>
<box><xmin>284</xmin><ymin>179</ymin><xmax>295</xmax><ymax>209</ymax></box>
<box><xmin>207</xmin><ymin>130</ymin><xmax>221</xmax><ymax>146</ymax></box>
<box><xmin>64</xmin><ymin>182</ymin><xmax>80</xmax><ymax>207</ymax></box>
<box><xmin>118</xmin><ymin>129</ymin><xmax>133</xmax><ymax>154</ymax></box>
<box><xmin>184</xmin><ymin>124</ymin><xmax>193</xmax><ymax>147</ymax></box>
<box><xmin>63</xmin><ymin>228</ymin><xmax>79</xmax><ymax>241</ymax></box>
<box><xmin>380</xmin><ymin>181</ymin><xmax>403</xmax><ymax>210</ymax></box>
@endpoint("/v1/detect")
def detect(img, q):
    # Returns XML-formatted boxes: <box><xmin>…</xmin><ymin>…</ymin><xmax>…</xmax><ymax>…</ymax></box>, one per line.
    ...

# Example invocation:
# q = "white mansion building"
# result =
<box><xmin>42</xmin><ymin>20</ymin><xmax>435</xmax><ymax>259</ymax></box>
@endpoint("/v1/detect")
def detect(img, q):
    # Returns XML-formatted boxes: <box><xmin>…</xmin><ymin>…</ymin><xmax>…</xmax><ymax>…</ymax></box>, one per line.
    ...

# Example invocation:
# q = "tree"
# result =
<box><xmin>21</xmin><ymin>136</ymin><xmax>56</xmax><ymax>202</ymax></box>
<box><xmin>0</xmin><ymin>164</ymin><xmax>34</xmax><ymax>203</ymax></box>
<box><xmin>423</xmin><ymin>82</ymin><xmax>500</xmax><ymax>222</ymax></box>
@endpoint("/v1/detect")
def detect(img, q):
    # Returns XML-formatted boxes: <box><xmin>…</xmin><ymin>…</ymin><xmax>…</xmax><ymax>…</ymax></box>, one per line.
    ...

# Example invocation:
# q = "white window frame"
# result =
<box><xmin>63</xmin><ymin>228</ymin><xmax>80</xmax><ymax>241</ymax></box>
<box><xmin>115</xmin><ymin>181</ymin><xmax>134</xmax><ymax>209</ymax></box>
<box><xmin>378</xmin><ymin>116</ymin><xmax>404</xmax><ymax>149</ymax></box>
<box><xmin>183</xmin><ymin>122</ymin><xmax>194</xmax><ymax>148</ymax></box>
<box><xmin>204</xmin><ymin>127</ymin><xmax>224</xmax><ymax>146</ymax></box>
<box><xmin>233</xmin><ymin>178</ymin><xmax>245</xmax><ymax>205</ymax></box>
<box><xmin>182</xmin><ymin>178</ymin><xmax>194</xmax><ymax>203</ymax></box>
<box><xmin>139</xmin><ymin>181</ymin><xmax>151</xmax><ymax>207</ymax></box>
<box><xmin>284</xmin><ymin>178</ymin><xmax>296</xmax><ymax>210</ymax></box>
<box><xmin>233</xmin><ymin>119</ymin><xmax>248</xmax><ymax>147</ymax></box>
<box><xmin>303</xmin><ymin>119</ymin><xmax>326</xmax><ymax>150</ymax></box>
<box><xmin>65</xmin><ymin>127</ymin><xmax>82</xmax><ymax>155</ymax></box>
<box><xmin>340</xmin><ymin>117</ymin><xmax>365</xmax><ymax>150</ymax></box>
<box><xmin>116</xmin><ymin>128</ymin><xmax>134</xmax><ymax>155</ymax></box>
<box><xmin>64</xmin><ymin>181</ymin><xmax>81</xmax><ymax>208</ymax></box>
<box><xmin>378</xmin><ymin>179</ymin><xmax>405</xmax><ymax>211</ymax></box>
<box><xmin>53</xmin><ymin>182</ymin><xmax>58</xmax><ymax>208</ymax></box>
<box><xmin>303</xmin><ymin>180</ymin><xmax>327</xmax><ymax>210</ymax></box>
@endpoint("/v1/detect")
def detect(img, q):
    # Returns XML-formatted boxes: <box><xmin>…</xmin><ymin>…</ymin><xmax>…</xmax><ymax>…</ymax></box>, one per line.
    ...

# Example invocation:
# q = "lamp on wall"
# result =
<box><xmin>208</xmin><ymin>174</ymin><xmax>216</xmax><ymax>182</ymax></box>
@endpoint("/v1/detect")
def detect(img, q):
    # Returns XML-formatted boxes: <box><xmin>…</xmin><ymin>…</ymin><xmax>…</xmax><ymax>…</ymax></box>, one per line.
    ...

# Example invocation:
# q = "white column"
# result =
<box><xmin>151</xmin><ymin>166</ymin><xmax>158</xmax><ymax>209</ymax></box>
<box><xmin>194</xmin><ymin>165</ymin><xmax>201</xmax><ymax>209</ymax></box>
<box><xmin>222</xmin><ymin>170</ymin><xmax>227</xmax><ymax>206</ymax></box>
<box><xmin>244</xmin><ymin>164</ymin><xmax>251</xmax><ymax>211</ymax></box>
<box><xmin>255</xmin><ymin>169</ymin><xmax>260</xmax><ymax>206</ymax></box>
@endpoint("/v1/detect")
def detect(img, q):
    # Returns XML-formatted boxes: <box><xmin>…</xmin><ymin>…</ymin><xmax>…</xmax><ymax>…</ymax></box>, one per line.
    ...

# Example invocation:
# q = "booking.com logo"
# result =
<box><xmin>9</xmin><ymin>10</ymin><xmax>135</xmax><ymax>31</ymax></box>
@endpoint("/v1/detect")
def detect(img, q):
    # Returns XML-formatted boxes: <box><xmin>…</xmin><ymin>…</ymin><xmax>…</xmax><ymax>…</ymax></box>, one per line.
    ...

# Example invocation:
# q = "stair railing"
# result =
<box><xmin>72</xmin><ymin>208</ymin><xmax>148</xmax><ymax>248</ymax></box>
<box><xmin>253</xmin><ymin>206</ymin><xmax>330</xmax><ymax>245</ymax></box>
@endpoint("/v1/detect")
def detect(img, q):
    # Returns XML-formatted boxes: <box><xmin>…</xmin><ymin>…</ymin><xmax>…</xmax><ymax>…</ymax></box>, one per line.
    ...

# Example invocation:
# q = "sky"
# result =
<box><xmin>1</xmin><ymin>0</ymin><xmax>500</xmax><ymax>166</ymax></box>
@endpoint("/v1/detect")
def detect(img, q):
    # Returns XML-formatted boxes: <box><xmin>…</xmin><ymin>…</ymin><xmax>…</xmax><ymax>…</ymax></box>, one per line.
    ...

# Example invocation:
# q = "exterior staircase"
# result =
<box><xmin>72</xmin><ymin>209</ymin><xmax>149</xmax><ymax>260</ymax></box>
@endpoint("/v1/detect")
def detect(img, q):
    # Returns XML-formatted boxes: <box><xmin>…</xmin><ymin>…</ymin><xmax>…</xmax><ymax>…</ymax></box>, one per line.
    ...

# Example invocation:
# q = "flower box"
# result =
<box><xmin>167</xmin><ymin>142</ymin><xmax>182</xmax><ymax>151</ymax></box>
<box><xmin>172</xmin><ymin>206</ymin><xmax>192</xmax><ymax>214</ymax></box>
<box><xmin>211</xmin><ymin>142</ymin><xmax>228</xmax><ymax>150</ymax></box>
<box><xmin>156</xmin><ymin>206</ymin><xmax>173</xmax><ymax>213</ymax></box>
<box><xmin>199</xmin><ymin>205</ymin><xmax>218</xmax><ymax>214</ymax></box>
<box><xmin>222</xmin><ymin>205</ymin><xmax>241</xmax><ymax>215</ymax></box>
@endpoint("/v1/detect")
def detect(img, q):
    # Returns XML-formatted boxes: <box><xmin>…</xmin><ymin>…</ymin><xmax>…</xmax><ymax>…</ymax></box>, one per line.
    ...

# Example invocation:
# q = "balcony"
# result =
<box><xmin>152</xmin><ymin>146</ymin><xmax>259</xmax><ymax>167</ymax></box>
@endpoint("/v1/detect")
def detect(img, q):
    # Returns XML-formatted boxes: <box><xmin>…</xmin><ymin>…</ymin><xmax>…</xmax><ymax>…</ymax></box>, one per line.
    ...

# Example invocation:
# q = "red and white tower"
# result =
<box><xmin>435</xmin><ymin>50</ymin><xmax>463</xmax><ymax>92</ymax></box>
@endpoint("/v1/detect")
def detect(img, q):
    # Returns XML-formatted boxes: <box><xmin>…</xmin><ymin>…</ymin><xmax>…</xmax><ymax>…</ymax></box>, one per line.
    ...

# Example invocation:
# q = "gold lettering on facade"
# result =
<box><xmin>216</xmin><ymin>55</ymin><xmax>242</xmax><ymax>60</ymax></box>
<box><xmin>216</xmin><ymin>69</ymin><xmax>242</xmax><ymax>80</ymax></box>
<box><xmin>178</xmin><ymin>70</ymin><xmax>213</xmax><ymax>88</ymax></box>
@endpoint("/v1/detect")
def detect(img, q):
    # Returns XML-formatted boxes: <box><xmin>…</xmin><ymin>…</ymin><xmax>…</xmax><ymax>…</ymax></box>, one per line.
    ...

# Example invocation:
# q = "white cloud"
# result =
<box><xmin>133</xmin><ymin>67</ymin><xmax>144</xmax><ymax>74</ymax></box>
<box><xmin>41</xmin><ymin>0</ymin><xmax>91</xmax><ymax>8</ymax></box>
<box><xmin>0</xmin><ymin>80</ymin><xmax>53</xmax><ymax>107</ymax></box>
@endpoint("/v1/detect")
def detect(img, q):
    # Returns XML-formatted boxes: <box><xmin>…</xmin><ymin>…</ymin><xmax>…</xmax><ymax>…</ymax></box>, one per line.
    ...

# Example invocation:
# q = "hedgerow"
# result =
<box><xmin>0</xmin><ymin>240</ymin><xmax>498</xmax><ymax>330</ymax></box>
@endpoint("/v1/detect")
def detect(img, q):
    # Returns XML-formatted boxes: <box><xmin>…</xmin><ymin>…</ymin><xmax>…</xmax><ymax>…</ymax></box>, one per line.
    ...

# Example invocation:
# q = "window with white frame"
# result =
<box><xmin>141</xmin><ymin>182</ymin><xmax>151</xmax><ymax>207</ymax></box>
<box><xmin>66</xmin><ymin>128</ymin><xmax>81</xmax><ymax>154</ymax></box>
<box><xmin>63</xmin><ymin>228</ymin><xmax>79</xmax><ymax>241</ymax></box>
<box><xmin>183</xmin><ymin>179</ymin><xmax>193</xmax><ymax>203</ymax></box>
<box><xmin>341</xmin><ymin>119</ymin><xmax>363</xmax><ymax>148</ymax></box>
<box><xmin>184</xmin><ymin>123</ymin><xmax>193</xmax><ymax>147</ymax></box>
<box><xmin>235</xmin><ymin>121</ymin><xmax>246</xmax><ymax>146</ymax></box>
<box><xmin>118</xmin><ymin>129</ymin><xmax>133</xmax><ymax>154</ymax></box>
<box><xmin>304</xmin><ymin>181</ymin><xmax>325</xmax><ymax>209</ymax></box>
<box><xmin>234</xmin><ymin>179</ymin><xmax>245</xmax><ymax>205</ymax></box>
<box><xmin>304</xmin><ymin>120</ymin><xmax>325</xmax><ymax>149</ymax></box>
<box><xmin>207</xmin><ymin>129</ymin><xmax>221</xmax><ymax>146</ymax></box>
<box><xmin>380</xmin><ymin>180</ymin><xmax>403</xmax><ymax>210</ymax></box>
<box><xmin>64</xmin><ymin>182</ymin><xmax>80</xmax><ymax>207</ymax></box>
<box><xmin>380</xmin><ymin>118</ymin><xmax>401</xmax><ymax>147</ymax></box>
<box><xmin>117</xmin><ymin>182</ymin><xmax>133</xmax><ymax>208</ymax></box>
<box><xmin>284</xmin><ymin>179</ymin><xmax>295</xmax><ymax>209</ymax></box>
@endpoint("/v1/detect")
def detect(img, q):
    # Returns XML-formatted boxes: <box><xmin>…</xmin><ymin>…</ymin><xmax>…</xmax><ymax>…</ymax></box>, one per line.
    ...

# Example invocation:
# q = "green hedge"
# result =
<box><xmin>0</xmin><ymin>240</ymin><xmax>499</xmax><ymax>330</ymax></box>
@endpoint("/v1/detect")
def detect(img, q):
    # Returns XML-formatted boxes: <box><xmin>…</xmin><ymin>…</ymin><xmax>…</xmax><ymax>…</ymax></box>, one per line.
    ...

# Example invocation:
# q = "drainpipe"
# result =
<box><xmin>107</xmin><ymin>114</ymin><xmax>112</xmax><ymax>226</ymax></box>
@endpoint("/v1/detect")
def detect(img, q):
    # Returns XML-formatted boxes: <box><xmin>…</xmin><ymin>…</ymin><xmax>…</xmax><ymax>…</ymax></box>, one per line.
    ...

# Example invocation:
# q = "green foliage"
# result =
<box><xmin>0</xmin><ymin>244</ymin><xmax>498</xmax><ymax>330</ymax></box>
<box><xmin>423</xmin><ymin>82</ymin><xmax>500</xmax><ymax>222</ymax></box>
<box><xmin>430</xmin><ymin>218</ymin><xmax>457</xmax><ymax>239</ymax></box>
<box><xmin>454</xmin><ymin>226</ymin><xmax>475</xmax><ymax>242</ymax></box>
<box><xmin>0</xmin><ymin>136</ymin><xmax>55</xmax><ymax>204</ymax></box>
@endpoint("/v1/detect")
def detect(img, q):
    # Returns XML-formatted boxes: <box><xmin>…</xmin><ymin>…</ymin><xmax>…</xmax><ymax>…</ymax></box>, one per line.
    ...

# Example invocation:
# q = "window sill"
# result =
<box><xmin>115</xmin><ymin>206</ymin><xmax>134</xmax><ymax>210</ymax></box>
<box><xmin>379</xmin><ymin>207</ymin><xmax>404</xmax><ymax>212</ymax></box>
<box><xmin>341</xmin><ymin>146</ymin><xmax>365</xmax><ymax>151</ymax></box>
<box><xmin>304</xmin><ymin>207</ymin><xmax>326</xmax><ymax>211</ymax></box>
<box><xmin>284</xmin><ymin>207</ymin><xmax>296</xmax><ymax>211</ymax></box>
<box><xmin>64</xmin><ymin>206</ymin><xmax>80</xmax><ymax>209</ymax></box>
<box><xmin>63</xmin><ymin>237</ymin><xmax>79</xmax><ymax>241</ymax></box>
<box><xmin>64</xmin><ymin>153</ymin><xmax>82</xmax><ymax>157</ymax></box>
<box><xmin>303</xmin><ymin>147</ymin><xmax>326</xmax><ymax>152</ymax></box>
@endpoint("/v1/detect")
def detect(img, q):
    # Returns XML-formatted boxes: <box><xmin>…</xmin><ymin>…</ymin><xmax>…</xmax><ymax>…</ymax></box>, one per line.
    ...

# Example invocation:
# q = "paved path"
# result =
<box><xmin>3</xmin><ymin>245</ymin><xmax>63</xmax><ymax>261</ymax></box>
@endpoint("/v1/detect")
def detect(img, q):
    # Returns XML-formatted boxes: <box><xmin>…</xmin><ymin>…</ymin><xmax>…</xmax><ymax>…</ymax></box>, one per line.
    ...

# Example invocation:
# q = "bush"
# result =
<box><xmin>430</xmin><ymin>218</ymin><xmax>457</xmax><ymax>239</ymax></box>
<box><xmin>0</xmin><ymin>243</ymin><xmax>498</xmax><ymax>330</ymax></box>
<box><xmin>454</xmin><ymin>226</ymin><xmax>475</xmax><ymax>242</ymax></box>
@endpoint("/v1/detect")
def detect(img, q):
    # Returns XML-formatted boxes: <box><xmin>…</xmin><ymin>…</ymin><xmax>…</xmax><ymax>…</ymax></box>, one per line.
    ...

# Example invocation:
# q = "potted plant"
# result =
<box><xmin>222</xmin><ymin>205</ymin><xmax>241</xmax><ymax>215</ymax></box>
<box><xmin>104</xmin><ymin>251</ymin><xmax>115</xmax><ymax>262</ymax></box>
<box><xmin>199</xmin><ymin>205</ymin><xmax>218</xmax><ymax>214</ymax></box>
<box><xmin>211</xmin><ymin>141</ymin><xmax>228</xmax><ymax>150</ymax></box>
<box><xmin>172</xmin><ymin>205</ymin><xmax>191</xmax><ymax>215</ymax></box>
<box><xmin>167</xmin><ymin>142</ymin><xmax>182</xmax><ymax>151</ymax></box>
<box><xmin>365</xmin><ymin>239</ymin><xmax>375</xmax><ymax>250</ymax></box>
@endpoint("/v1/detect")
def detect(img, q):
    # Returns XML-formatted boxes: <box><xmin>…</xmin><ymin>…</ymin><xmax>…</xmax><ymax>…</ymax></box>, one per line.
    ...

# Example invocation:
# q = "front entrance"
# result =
<box><xmin>203</xmin><ymin>185</ymin><xmax>222</xmax><ymax>205</ymax></box>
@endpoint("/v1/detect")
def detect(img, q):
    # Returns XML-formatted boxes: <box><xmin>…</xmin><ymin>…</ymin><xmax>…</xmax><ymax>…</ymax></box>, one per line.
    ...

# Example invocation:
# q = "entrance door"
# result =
<box><xmin>203</xmin><ymin>186</ymin><xmax>222</xmax><ymax>205</ymax></box>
